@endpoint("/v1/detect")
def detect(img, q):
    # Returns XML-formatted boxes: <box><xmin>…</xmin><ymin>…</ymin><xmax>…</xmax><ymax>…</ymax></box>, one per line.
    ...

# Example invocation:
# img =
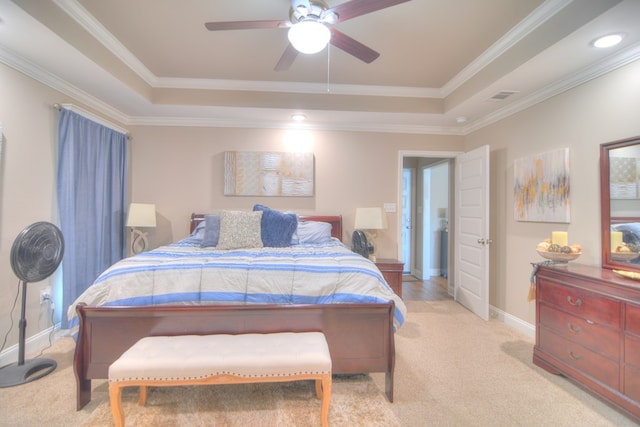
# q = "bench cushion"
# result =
<box><xmin>109</xmin><ymin>332</ymin><xmax>331</xmax><ymax>382</ymax></box>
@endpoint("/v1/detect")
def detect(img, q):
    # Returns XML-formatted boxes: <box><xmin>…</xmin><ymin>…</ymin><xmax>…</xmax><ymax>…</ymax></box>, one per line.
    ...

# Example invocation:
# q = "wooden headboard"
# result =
<box><xmin>189</xmin><ymin>213</ymin><xmax>343</xmax><ymax>241</ymax></box>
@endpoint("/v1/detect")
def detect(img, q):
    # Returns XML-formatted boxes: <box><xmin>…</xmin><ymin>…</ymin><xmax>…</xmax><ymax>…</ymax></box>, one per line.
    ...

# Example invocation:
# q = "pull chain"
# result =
<box><xmin>326</xmin><ymin>44</ymin><xmax>331</xmax><ymax>93</ymax></box>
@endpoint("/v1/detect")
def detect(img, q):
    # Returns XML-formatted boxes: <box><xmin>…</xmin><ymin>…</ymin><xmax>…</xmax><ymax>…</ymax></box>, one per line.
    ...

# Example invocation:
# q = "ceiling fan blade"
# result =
<box><xmin>274</xmin><ymin>43</ymin><xmax>299</xmax><ymax>71</ymax></box>
<box><xmin>329</xmin><ymin>28</ymin><xmax>379</xmax><ymax>63</ymax></box>
<box><xmin>205</xmin><ymin>20</ymin><xmax>289</xmax><ymax>31</ymax></box>
<box><xmin>329</xmin><ymin>0</ymin><xmax>411</xmax><ymax>23</ymax></box>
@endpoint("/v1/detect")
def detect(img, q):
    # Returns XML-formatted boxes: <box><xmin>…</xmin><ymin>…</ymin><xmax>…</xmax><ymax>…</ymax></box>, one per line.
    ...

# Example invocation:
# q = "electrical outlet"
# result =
<box><xmin>40</xmin><ymin>287</ymin><xmax>51</xmax><ymax>304</ymax></box>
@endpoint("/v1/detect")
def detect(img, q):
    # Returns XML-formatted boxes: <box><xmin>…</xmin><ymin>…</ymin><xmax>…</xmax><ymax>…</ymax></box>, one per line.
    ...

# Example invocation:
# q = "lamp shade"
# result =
<box><xmin>288</xmin><ymin>20</ymin><xmax>331</xmax><ymax>54</ymax></box>
<box><xmin>354</xmin><ymin>207</ymin><xmax>387</xmax><ymax>230</ymax></box>
<box><xmin>126</xmin><ymin>203</ymin><xmax>156</xmax><ymax>228</ymax></box>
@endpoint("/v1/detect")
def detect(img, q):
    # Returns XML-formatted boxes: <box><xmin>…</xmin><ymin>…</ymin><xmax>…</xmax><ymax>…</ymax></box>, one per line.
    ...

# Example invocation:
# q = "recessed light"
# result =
<box><xmin>456</xmin><ymin>116</ymin><xmax>467</xmax><ymax>124</ymax></box>
<box><xmin>592</xmin><ymin>33</ymin><xmax>625</xmax><ymax>49</ymax></box>
<box><xmin>291</xmin><ymin>113</ymin><xmax>306</xmax><ymax>121</ymax></box>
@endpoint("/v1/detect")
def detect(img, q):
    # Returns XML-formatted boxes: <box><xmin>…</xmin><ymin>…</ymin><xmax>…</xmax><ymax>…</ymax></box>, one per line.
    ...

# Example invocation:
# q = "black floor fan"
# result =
<box><xmin>0</xmin><ymin>222</ymin><xmax>64</xmax><ymax>387</ymax></box>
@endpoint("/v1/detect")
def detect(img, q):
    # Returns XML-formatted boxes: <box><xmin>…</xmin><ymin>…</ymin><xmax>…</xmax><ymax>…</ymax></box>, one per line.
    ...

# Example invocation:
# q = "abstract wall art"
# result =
<box><xmin>513</xmin><ymin>148</ymin><xmax>570</xmax><ymax>223</ymax></box>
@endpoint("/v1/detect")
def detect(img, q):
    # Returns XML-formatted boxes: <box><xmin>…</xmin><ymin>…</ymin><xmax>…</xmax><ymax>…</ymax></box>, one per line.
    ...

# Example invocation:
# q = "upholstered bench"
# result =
<box><xmin>108</xmin><ymin>332</ymin><xmax>332</xmax><ymax>427</ymax></box>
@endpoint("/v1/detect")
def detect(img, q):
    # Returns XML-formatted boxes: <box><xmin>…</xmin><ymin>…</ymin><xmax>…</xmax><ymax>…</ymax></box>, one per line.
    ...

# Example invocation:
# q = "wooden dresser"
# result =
<box><xmin>534</xmin><ymin>263</ymin><xmax>640</xmax><ymax>422</ymax></box>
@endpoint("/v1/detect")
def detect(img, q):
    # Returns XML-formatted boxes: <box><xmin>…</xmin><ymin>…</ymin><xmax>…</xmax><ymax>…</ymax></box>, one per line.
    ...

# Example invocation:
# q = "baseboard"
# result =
<box><xmin>490</xmin><ymin>305</ymin><xmax>535</xmax><ymax>339</ymax></box>
<box><xmin>0</xmin><ymin>324</ymin><xmax>60</xmax><ymax>368</ymax></box>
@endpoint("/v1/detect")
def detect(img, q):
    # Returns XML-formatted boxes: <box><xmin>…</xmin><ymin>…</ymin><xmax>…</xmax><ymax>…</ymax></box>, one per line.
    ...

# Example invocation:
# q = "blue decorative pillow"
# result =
<box><xmin>253</xmin><ymin>204</ymin><xmax>298</xmax><ymax>247</ymax></box>
<box><xmin>200</xmin><ymin>214</ymin><xmax>221</xmax><ymax>247</ymax></box>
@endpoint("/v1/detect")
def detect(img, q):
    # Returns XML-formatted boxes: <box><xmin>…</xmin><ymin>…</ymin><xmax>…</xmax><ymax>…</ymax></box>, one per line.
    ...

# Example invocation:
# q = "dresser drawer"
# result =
<box><xmin>625</xmin><ymin>364</ymin><xmax>640</xmax><ymax>402</ymax></box>
<box><xmin>626</xmin><ymin>336</ymin><xmax>640</xmax><ymax>368</ymax></box>
<box><xmin>538</xmin><ymin>280</ymin><xmax>620</xmax><ymax>328</ymax></box>
<box><xmin>539</xmin><ymin>327</ymin><xmax>619</xmax><ymax>389</ymax></box>
<box><xmin>540</xmin><ymin>304</ymin><xmax>620</xmax><ymax>360</ymax></box>
<box><xmin>626</xmin><ymin>303</ymin><xmax>640</xmax><ymax>336</ymax></box>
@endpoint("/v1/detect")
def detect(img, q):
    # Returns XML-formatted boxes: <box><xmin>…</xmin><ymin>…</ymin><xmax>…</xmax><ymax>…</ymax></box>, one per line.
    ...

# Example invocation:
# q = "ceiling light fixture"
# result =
<box><xmin>288</xmin><ymin>20</ymin><xmax>331</xmax><ymax>54</ymax></box>
<box><xmin>291</xmin><ymin>113</ymin><xmax>307</xmax><ymax>121</ymax></box>
<box><xmin>592</xmin><ymin>33</ymin><xmax>625</xmax><ymax>49</ymax></box>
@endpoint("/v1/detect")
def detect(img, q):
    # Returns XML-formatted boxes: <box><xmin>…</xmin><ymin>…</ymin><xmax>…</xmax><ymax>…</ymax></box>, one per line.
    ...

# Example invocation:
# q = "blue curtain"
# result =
<box><xmin>57</xmin><ymin>109</ymin><xmax>128</xmax><ymax>328</ymax></box>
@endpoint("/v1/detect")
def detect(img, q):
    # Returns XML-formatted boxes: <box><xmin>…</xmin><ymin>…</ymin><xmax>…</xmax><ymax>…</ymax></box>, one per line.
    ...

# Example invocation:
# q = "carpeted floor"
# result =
<box><xmin>0</xmin><ymin>300</ymin><xmax>638</xmax><ymax>426</ymax></box>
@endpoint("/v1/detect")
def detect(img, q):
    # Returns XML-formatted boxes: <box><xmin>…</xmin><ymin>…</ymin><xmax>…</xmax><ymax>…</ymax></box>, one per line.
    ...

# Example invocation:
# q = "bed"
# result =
<box><xmin>71</xmin><ymin>210</ymin><xmax>406</xmax><ymax>410</ymax></box>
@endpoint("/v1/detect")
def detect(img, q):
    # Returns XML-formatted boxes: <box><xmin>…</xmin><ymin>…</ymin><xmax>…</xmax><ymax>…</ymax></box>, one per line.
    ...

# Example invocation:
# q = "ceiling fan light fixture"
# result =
<box><xmin>288</xmin><ymin>20</ymin><xmax>331</xmax><ymax>54</ymax></box>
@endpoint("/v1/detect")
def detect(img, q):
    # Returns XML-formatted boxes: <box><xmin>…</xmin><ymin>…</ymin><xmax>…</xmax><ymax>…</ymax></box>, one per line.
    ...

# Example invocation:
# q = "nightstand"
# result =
<box><xmin>374</xmin><ymin>259</ymin><xmax>404</xmax><ymax>298</ymax></box>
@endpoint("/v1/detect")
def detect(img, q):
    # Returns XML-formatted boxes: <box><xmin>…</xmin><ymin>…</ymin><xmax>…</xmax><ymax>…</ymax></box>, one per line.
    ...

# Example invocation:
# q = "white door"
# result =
<box><xmin>401</xmin><ymin>168</ymin><xmax>414</xmax><ymax>274</ymax></box>
<box><xmin>454</xmin><ymin>145</ymin><xmax>490</xmax><ymax>320</ymax></box>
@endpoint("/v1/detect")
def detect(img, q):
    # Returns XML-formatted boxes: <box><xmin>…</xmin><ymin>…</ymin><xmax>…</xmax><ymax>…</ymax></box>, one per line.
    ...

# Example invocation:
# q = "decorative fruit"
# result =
<box><xmin>536</xmin><ymin>242</ymin><xmax>550</xmax><ymax>251</ymax></box>
<box><xmin>570</xmin><ymin>244</ymin><xmax>581</xmax><ymax>253</ymax></box>
<box><xmin>616</xmin><ymin>244</ymin><xmax>631</xmax><ymax>253</ymax></box>
<box><xmin>548</xmin><ymin>244</ymin><xmax>561</xmax><ymax>253</ymax></box>
<box><xmin>560</xmin><ymin>245</ymin><xmax>573</xmax><ymax>254</ymax></box>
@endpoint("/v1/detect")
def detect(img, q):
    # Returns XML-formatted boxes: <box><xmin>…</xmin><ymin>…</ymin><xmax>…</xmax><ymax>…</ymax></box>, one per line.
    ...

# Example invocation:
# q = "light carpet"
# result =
<box><xmin>0</xmin><ymin>299</ymin><xmax>638</xmax><ymax>426</ymax></box>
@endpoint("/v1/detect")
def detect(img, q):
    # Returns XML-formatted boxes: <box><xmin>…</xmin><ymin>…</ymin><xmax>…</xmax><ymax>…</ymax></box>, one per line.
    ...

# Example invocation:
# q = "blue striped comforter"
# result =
<box><xmin>67</xmin><ymin>239</ymin><xmax>406</xmax><ymax>331</ymax></box>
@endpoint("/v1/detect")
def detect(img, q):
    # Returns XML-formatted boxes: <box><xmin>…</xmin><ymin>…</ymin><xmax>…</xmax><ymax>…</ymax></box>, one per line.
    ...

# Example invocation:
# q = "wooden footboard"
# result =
<box><xmin>74</xmin><ymin>302</ymin><xmax>395</xmax><ymax>410</ymax></box>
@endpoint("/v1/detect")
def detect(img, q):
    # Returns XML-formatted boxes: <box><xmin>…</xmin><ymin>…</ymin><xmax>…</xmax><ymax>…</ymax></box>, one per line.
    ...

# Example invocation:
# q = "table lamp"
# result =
<box><xmin>126</xmin><ymin>203</ymin><xmax>156</xmax><ymax>254</ymax></box>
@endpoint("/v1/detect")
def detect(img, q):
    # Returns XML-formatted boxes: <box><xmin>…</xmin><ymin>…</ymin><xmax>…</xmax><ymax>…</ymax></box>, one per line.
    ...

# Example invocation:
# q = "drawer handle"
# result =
<box><xmin>566</xmin><ymin>296</ymin><xmax>582</xmax><ymax>307</ymax></box>
<box><xmin>567</xmin><ymin>350</ymin><xmax>582</xmax><ymax>361</ymax></box>
<box><xmin>566</xmin><ymin>323</ymin><xmax>582</xmax><ymax>334</ymax></box>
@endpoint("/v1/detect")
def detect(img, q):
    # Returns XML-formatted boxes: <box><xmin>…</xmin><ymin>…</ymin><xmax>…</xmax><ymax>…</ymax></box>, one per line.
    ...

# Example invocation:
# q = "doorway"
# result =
<box><xmin>399</xmin><ymin>152</ymin><xmax>458</xmax><ymax>295</ymax></box>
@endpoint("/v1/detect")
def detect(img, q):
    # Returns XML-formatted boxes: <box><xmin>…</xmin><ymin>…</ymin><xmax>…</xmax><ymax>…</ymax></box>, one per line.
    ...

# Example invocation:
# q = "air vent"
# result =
<box><xmin>489</xmin><ymin>90</ymin><xmax>518</xmax><ymax>101</ymax></box>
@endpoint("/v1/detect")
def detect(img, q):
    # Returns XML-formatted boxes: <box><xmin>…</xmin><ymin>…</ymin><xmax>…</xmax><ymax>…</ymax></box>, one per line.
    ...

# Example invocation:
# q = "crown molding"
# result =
<box><xmin>465</xmin><ymin>40</ymin><xmax>640</xmax><ymax>133</ymax></box>
<box><xmin>0</xmin><ymin>45</ymin><xmax>130</xmax><ymax>124</ymax></box>
<box><xmin>441</xmin><ymin>0</ymin><xmax>572</xmax><ymax>97</ymax></box>
<box><xmin>155</xmin><ymin>77</ymin><xmax>440</xmax><ymax>98</ymax></box>
<box><xmin>2</xmin><ymin>35</ymin><xmax>639</xmax><ymax>137</ymax></box>
<box><xmin>53</xmin><ymin>0</ymin><xmax>157</xmax><ymax>85</ymax></box>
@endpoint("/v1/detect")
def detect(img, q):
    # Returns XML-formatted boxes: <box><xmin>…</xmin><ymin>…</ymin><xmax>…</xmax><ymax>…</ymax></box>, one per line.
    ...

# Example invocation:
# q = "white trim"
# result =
<box><xmin>441</xmin><ymin>0</ymin><xmax>572</xmax><ymax>96</ymax></box>
<box><xmin>0</xmin><ymin>324</ymin><xmax>60</xmax><ymax>369</ymax></box>
<box><xmin>397</xmin><ymin>150</ymin><xmax>462</xmax><ymax>267</ymax></box>
<box><xmin>490</xmin><ymin>305</ymin><xmax>535</xmax><ymax>339</ymax></box>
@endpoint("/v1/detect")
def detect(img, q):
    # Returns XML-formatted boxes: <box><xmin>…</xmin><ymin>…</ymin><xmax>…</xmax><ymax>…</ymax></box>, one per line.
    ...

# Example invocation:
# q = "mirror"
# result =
<box><xmin>601</xmin><ymin>136</ymin><xmax>640</xmax><ymax>271</ymax></box>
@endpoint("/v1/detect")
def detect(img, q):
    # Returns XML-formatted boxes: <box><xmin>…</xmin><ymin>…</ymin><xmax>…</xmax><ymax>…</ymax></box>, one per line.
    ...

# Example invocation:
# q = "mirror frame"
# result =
<box><xmin>601</xmin><ymin>135</ymin><xmax>640</xmax><ymax>272</ymax></box>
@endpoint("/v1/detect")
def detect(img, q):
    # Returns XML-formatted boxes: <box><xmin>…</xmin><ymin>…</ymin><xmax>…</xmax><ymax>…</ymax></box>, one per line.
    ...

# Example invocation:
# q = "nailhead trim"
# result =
<box><xmin>110</xmin><ymin>370</ymin><xmax>331</xmax><ymax>383</ymax></box>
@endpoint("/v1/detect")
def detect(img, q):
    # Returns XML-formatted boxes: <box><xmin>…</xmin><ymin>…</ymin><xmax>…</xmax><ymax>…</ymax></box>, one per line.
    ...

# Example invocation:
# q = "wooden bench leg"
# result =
<box><xmin>138</xmin><ymin>385</ymin><xmax>148</xmax><ymax>406</ymax></box>
<box><xmin>320</xmin><ymin>374</ymin><xmax>331</xmax><ymax>427</ymax></box>
<box><xmin>108</xmin><ymin>383</ymin><xmax>125</xmax><ymax>427</ymax></box>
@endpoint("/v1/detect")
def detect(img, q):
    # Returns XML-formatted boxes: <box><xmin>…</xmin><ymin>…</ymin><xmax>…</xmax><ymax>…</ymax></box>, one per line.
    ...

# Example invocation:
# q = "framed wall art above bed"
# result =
<box><xmin>224</xmin><ymin>151</ymin><xmax>314</xmax><ymax>197</ymax></box>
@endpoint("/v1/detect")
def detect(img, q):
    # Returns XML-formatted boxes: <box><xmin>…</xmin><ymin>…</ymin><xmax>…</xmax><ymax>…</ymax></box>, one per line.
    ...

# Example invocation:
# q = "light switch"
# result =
<box><xmin>384</xmin><ymin>203</ymin><xmax>396</xmax><ymax>213</ymax></box>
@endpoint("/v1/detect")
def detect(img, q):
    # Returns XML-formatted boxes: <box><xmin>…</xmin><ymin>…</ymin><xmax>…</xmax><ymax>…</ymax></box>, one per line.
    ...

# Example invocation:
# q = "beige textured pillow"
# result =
<box><xmin>217</xmin><ymin>210</ymin><xmax>264</xmax><ymax>249</ymax></box>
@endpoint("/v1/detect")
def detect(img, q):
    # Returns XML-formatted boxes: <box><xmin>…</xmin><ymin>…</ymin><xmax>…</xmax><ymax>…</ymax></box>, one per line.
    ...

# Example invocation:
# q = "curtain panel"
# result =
<box><xmin>57</xmin><ymin>109</ymin><xmax>128</xmax><ymax>328</ymax></box>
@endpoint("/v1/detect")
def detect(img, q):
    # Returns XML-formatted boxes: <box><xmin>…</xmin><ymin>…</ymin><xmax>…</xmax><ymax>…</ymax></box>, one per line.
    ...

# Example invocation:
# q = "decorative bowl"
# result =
<box><xmin>611</xmin><ymin>252</ymin><xmax>640</xmax><ymax>262</ymax></box>
<box><xmin>537</xmin><ymin>249</ymin><xmax>581</xmax><ymax>263</ymax></box>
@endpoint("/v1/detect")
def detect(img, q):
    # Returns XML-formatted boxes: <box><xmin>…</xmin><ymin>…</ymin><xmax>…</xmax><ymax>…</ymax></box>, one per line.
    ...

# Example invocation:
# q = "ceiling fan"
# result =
<box><xmin>205</xmin><ymin>0</ymin><xmax>411</xmax><ymax>71</ymax></box>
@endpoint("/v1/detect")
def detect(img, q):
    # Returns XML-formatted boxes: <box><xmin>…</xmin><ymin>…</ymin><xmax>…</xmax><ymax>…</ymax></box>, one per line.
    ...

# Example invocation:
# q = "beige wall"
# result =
<box><xmin>128</xmin><ymin>126</ymin><xmax>462</xmax><ymax>258</ymax></box>
<box><xmin>2</xmin><ymin>54</ymin><xmax>640</xmax><ymax>352</ymax></box>
<box><xmin>0</xmin><ymin>64</ymin><xmax>71</xmax><ymax>351</ymax></box>
<box><xmin>464</xmin><ymin>59</ymin><xmax>640</xmax><ymax>326</ymax></box>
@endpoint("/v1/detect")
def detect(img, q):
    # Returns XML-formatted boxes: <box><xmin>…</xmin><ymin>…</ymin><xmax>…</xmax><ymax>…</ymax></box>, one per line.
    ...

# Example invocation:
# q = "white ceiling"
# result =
<box><xmin>1</xmin><ymin>0</ymin><xmax>639</xmax><ymax>135</ymax></box>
